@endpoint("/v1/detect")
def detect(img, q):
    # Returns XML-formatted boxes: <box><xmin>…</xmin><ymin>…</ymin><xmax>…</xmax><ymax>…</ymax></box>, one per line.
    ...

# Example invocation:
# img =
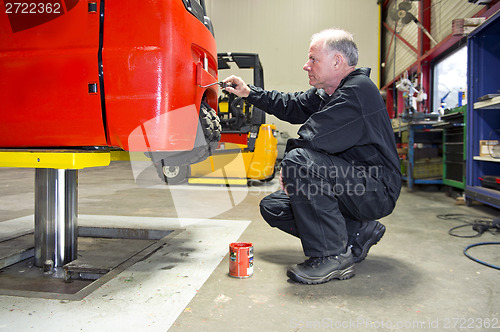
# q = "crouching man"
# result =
<box><xmin>224</xmin><ymin>28</ymin><xmax>401</xmax><ymax>284</ymax></box>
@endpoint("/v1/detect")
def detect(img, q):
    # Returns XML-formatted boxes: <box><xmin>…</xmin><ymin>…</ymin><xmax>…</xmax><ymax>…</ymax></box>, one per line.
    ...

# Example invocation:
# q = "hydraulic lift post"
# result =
<box><xmin>0</xmin><ymin>150</ymin><xmax>111</xmax><ymax>268</ymax></box>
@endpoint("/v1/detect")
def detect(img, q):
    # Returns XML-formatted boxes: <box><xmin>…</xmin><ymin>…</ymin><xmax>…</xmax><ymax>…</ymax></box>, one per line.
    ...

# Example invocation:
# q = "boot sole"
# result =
<box><xmin>353</xmin><ymin>222</ymin><xmax>386</xmax><ymax>263</ymax></box>
<box><xmin>286</xmin><ymin>264</ymin><xmax>355</xmax><ymax>285</ymax></box>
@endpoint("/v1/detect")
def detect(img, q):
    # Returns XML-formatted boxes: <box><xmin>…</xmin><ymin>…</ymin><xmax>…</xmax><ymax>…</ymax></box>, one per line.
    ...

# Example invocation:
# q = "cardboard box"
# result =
<box><xmin>479</xmin><ymin>140</ymin><xmax>499</xmax><ymax>156</ymax></box>
<box><xmin>452</xmin><ymin>17</ymin><xmax>486</xmax><ymax>36</ymax></box>
<box><xmin>401</xmin><ymin>158</ymin><xmax>443</xmax><ymax>179</ymax></box>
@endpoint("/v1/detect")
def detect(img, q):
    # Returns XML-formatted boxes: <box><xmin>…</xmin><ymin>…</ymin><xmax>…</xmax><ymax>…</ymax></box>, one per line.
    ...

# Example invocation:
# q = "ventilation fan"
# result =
<box><xmin>389</xmin><ymin>0</ymin><xmax>438</xmax><ymax>45</ymax></box>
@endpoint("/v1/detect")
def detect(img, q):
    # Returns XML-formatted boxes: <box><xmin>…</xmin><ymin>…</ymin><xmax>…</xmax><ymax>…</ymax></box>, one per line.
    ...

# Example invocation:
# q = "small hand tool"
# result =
<box><xmin>198</xmin><ymin>82</ymin><xmax>234</xmax><ymax>89</ymax></box>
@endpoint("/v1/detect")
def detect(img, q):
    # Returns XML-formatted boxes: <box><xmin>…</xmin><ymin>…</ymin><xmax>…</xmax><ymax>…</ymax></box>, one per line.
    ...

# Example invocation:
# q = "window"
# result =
<box><xmin>432</xmin><ymin>45</ymin><xmax>468</xmax><ymax>113</ymax></box>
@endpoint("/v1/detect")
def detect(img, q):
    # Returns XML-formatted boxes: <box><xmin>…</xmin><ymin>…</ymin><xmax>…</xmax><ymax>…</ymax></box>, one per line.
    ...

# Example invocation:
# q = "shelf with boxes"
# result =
<box><xmin>475</xmin><ymin>138</ymin><xmax>500</xmax><ymax>161</ymax></box>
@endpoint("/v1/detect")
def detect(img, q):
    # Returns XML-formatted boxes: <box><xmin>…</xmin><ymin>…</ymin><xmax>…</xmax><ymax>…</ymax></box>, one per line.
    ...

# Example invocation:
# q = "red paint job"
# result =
<box><xmin>1</xmin><ymin>0</ymin><xmax>105</xmax><ymax>147</ymax></box>
<box><xmin>0</xmin><ymin>0</ymin><xmax>218</xmax><ymax>151</ymax></box>
<box><xmin>103</xmin><ymin>0</ymin><xmax>218</xmax><ymax>151</ymax></box>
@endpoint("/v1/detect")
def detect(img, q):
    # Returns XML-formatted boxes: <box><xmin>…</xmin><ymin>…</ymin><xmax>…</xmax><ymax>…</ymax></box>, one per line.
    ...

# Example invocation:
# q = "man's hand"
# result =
<box><xmin>223</xmin><ymin>75</ymin><xmax>251</xmax><ymax>98</ymax></box>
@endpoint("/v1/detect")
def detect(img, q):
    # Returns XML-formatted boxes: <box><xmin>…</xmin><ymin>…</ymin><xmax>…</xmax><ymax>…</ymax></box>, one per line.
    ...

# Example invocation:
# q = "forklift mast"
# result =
<box><xmin>217</xmin><ymin>53</ymin><xmax>266</xmax><ymax>129</ymax></box>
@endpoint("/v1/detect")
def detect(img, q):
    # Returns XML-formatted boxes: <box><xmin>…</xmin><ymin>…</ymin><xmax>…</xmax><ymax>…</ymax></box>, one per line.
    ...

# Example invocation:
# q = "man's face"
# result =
<box><xmin>303</xmin><ymin>40</ymin><xmax>336</xmax><ymax>91</ymax></box>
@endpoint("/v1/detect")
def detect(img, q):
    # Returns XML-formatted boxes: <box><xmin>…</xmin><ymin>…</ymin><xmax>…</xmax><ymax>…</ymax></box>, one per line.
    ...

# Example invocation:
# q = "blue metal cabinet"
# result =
<box><xmin>465</xmin><ymin>10</ymin><xmax>500</xmax><ymax>208</ymax></box>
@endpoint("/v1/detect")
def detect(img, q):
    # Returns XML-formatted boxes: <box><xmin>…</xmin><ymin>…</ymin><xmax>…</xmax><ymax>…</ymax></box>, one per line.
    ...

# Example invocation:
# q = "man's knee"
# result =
<box><xmin>259</xmin><ymin>195</ymin><xmax>276</xmax><ymax>223</ymax></box>
<box><xmin>281</xmin><ymin>148</ymin><xmax>309</xmax><ymax>173</ymax></box>
<box><xmin>280</xmin><ymin>148</ymin><xmax>317</xmax><ymax>186</ymax></box>
<box><xmin>259</xmin><ymin>191</ymin><xmax>293</xmax><ymax>225</ymax></box>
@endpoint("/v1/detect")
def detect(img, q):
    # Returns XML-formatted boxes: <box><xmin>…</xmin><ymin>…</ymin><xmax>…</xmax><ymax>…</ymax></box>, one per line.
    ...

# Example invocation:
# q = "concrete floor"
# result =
<box><xmin>0</xmin><ymin>161</ymin><xmax>499</xmax><ymax>331</ymax></box>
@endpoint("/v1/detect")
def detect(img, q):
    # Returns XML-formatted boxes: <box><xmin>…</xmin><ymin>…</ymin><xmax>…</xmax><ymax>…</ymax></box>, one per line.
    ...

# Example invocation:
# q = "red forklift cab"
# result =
<box><xmin>0</xmin><ymin>0</ymin><xmax>220</xmax><ymax>162</ymax></box>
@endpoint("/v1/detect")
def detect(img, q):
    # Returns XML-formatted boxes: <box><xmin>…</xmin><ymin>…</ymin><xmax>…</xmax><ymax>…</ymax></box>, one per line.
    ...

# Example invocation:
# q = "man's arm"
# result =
<box><xmin>223</xmin><ymin>75</ymin><xmax>319</xmax><ymax>125</ymax></box>
<box><xmin>286</xmin><ymin>86</ymin><xmax>365</xmax><ymax>154</ymax></box>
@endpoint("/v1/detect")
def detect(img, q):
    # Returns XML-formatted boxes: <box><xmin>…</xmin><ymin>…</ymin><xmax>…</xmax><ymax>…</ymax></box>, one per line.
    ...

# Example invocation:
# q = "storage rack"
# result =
<box><xmin>434</xmin><ymin>106</ymin><xmax>466</xmax><ymax>191</ymax></box>
<box><xmin>394</xmin><ymin>122</ymin><xmax>443</xmax><ymax>191</ymax></box>
<box><xmin>465</xmin><ymin>10</ymin><xmax>500</xmax><ymax>208</ymax></box>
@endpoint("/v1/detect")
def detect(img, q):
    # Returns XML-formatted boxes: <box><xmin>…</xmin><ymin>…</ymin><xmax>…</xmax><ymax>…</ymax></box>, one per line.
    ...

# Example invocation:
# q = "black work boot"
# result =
<box><xmin>286</xmin><ymin>248</ymin><xmax>355</xmax><ymax>284</ymax></box>
<box><xmin>349</xmin><ymin>220</ymin><xmax>386</xmax><ymax>263</ymax></box>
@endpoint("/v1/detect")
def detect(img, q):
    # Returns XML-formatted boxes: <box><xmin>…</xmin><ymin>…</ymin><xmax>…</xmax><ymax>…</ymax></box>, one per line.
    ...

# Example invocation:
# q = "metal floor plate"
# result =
<box><xmin>0</xmin><ymin>228</ymin><xmax>181</xmax><ymax>301</ymax></box>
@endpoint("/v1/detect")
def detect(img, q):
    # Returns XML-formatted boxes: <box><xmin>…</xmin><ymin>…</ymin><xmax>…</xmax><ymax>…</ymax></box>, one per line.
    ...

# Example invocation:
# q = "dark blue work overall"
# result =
<box><xmin>246</xmin><ymin>68</ymin><xmax>402</xmax><ymax>258</ymax></box>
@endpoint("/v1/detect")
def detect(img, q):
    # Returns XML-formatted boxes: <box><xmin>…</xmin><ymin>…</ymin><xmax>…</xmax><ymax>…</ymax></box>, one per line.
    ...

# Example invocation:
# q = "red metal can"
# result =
<box><xmin>229</xmin><ymin>242</ymin><xmax>253</xmax><ymax>278</ymax></box>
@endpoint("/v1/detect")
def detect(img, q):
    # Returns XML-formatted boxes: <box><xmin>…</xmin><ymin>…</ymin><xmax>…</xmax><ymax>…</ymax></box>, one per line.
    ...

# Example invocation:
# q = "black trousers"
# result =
<box><xmin>260</xmin><ymin>148</ymin><xmax>400</xmax><ymax>257</ymax></box>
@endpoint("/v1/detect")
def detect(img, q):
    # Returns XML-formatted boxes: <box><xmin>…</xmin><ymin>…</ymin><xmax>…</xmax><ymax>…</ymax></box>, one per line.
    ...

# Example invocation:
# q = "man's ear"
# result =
<box><xmin>333</xmin><ymin>53</ymin><xmax>343</xmax><ymax>68</ymax></box>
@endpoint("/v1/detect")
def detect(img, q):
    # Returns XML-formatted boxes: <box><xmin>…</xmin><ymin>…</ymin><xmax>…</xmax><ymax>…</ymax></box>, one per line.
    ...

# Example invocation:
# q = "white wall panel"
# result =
<box><xmin>205</xmin><ymin>0</ymin><xmax>380</xmax><ymax>136</ymax></box>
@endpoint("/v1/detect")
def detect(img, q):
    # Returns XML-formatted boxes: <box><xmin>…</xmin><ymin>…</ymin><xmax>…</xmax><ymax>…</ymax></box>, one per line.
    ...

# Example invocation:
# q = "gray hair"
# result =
<box><xmin>311</xmin><ymin>28</ymin><xmax>358</xmax><ymax>66</ymax></box>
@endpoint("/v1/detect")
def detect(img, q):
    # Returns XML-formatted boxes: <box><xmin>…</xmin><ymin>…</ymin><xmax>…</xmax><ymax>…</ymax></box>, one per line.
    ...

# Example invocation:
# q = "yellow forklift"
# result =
<box><xmin>156</xmin><ymin>53</ymin><xmax>278</xmax><ymax>185</ymax></box>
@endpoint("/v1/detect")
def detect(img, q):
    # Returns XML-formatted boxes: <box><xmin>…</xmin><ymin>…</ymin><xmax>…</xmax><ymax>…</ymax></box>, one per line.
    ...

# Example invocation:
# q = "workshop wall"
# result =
<box><xmin>205</xmin><ymin>0</ymin><xmax>380</xmax><ymax>138</ymax></box>
<box><xmin>381</xmin><ymin>0</ymin><xmax>480</xmax><ymax>88</ymax></box>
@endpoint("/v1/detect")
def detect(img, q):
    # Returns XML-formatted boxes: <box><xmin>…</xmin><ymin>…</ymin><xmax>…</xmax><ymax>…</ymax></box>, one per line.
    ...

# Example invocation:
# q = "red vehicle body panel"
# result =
<box><xmin>0</xmin><ymin>0</ymin><xmax>218</xmax><ymax>152</ymax></box>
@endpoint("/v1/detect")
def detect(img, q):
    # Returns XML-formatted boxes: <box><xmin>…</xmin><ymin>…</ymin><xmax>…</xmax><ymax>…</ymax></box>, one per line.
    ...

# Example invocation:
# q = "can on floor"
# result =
<box><xmin>229</xmin><ymin>242</ymin><xmax>253</xmax><ymax>278</ymax></box>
